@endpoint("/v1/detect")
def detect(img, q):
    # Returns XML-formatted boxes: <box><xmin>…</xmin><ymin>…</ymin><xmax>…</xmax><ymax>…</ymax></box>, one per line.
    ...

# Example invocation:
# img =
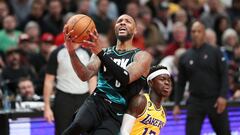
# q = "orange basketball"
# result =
<box><xmin>66</xmin><ymin>14</ymin><xmax>96</xmax><ymax>43</ymax></box>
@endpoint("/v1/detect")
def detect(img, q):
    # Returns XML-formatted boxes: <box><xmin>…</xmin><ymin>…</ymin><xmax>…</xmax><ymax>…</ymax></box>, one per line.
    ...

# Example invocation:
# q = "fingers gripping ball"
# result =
<box><xmin>66</xmin><ymin>14</ymin><xmax>96</xmax><ymax>43</ymax></box>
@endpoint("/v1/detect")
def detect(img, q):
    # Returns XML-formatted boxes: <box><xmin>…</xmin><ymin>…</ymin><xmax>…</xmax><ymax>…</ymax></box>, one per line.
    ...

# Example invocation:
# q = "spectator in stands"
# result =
<box><xmin>164</xmin><ymin>22</ymin><xmax>191</xmax><ymax>56</ymax></box>
<box><xmin>43</xmin><ymin>0</ymin><xmax>63</xmax><ymax>35</ymax></box>
<box><xmin>24</xmin><ymin>21</ymin><xmax>40</xmax><ymax>43</ymax></box>
<box><xmin>0</xmin><ymin>54</ymin><xmax>4</xmax><ymax>89</ymax></box>
<box><xmin>61</xmin><ymin>0</ymin><xmax>77</xmax><ymax>14</ymax></box>
<box><xmin>174</xmin><ymin>9</ymin><xmax>188</xmax><ymax>26</ymax></box>
<box><xmin>91</xmin><ymin>0</ymin><xmax>113</xmax><ymax>35</ymax></box>
<box><xmin>153</xmin><ymin>1</ymin><xmax>173</xmax><ymax>42</ymax></box>
<box><xmin>178</xmin><ymin>0</ymin><xmax>202</xmax><ymax>21</ymax></box>
<box><xmin>200</xmin><ymin>0</ymin><xmax>226</xmax><ymax>28</ymax></box>
<box><xmin>18</xmin><ymin>33</ymin><xmax>39</xmax><ymax>54</ymax></box>
<box><xmin>221</xmin><ymin>28</ymin><xmax>239</xmax><ymax>64</ymax></box>
<box><xmin>173</xmin><ymin>21</ymin><xmax>231</xmax><ymax>135</ymax></box>
<box><xmin>232</xmin><ymin>18</ymin><xmax>240</xmax><ymax>41</ymax></box>
<box><xmin>0</xmin><ymin>1</ymin><xmax>9</xmax><ymax>29</ymax></box>
<box><xmin>125</xmin><ymin>2</ymin><xmax>140</xmax><ymax>19</ymax></box>
<box><xmin>205</xmin><ymin>28</ymin><xmax>217</xmax><ymax>47</ymax></box>
<box><xmin>139</xmin><ymin>6</ymin><xmax>164</xmax><ymax>48</ymax></box>
<box><xmin>0</xmin><ymin>55</ymin><xmax>5</xmax><ymax>72</ymax></box>
<box><xmin>132</xmin><ymin>19</ymin><xmax>145</xmax><ymax>50</ymax></box>
<box><xmin>55</xmin><ymin>12</ymin><xmax>74</xmax><ymax>46</ymax></box>
<box><xmin>30</xmin><ymin>33</ymin><xmax>56</xmax><ymax>74</ymax></box>
<box><xmin>89</xmin><ymin>0</ymin><xmax>118</xmax><ymax>20</ymax></box>
<box><xmin>111</xmin><ymin>0</ymin><xmax>129</xmax><ymax>15</ymax></box>
<box><xmin>214</xmin><ymin>15</ymin><xmax>230</xmax><ymax>46</ymax></box>
<box><xmin>1</xmin><ymin>48</ymin><xmax>36</xmax><ymax>94</ymax></box>
<box><xmin>0</xmin><ymin>15</ymin><xmax>21</xmax><ymax>52</ymax></box>
<box><xmin>174</xmin><ymin>8</ymin><xmax>191</xmax><ymax>39</ymax></box>
<box><xmin>76</xmin><ymin>0</ymin><xmax>90</xmax><ymax>15</ymax></box>
<box><xmin>17</xmin><ymin>77</ymin><xmax>41</xmax><ymax>101</ymax></box>
<box><xmin>44</xmin><ymin>44</ymin><xmax>96</xmax><ymax>135</ymax></box>
<box><xmin>18</xmin><ymin>0</ymin><xmax>45</xmax><ymax>32</ymax></box>
<box><xmin>9</xmin><ymin>0</ymin><xmax>33</xmax><ymax>23</ymax></box>
<box><xmin>145</xmin><ymin>0</ymin><xmax>161</xmax><ymax>18</ymax></box>
<box><xmin>227</xmin><ymin>0</ymin><xmax>240</xmax><ymax>22</ymax></box>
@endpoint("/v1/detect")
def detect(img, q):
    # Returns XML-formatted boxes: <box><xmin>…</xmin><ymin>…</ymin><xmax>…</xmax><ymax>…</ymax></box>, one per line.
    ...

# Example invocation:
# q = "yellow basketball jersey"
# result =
<box><xmin>130</xmin><ymin>94</ymin><xmax>166</xmax><ymax>135</ymax></box>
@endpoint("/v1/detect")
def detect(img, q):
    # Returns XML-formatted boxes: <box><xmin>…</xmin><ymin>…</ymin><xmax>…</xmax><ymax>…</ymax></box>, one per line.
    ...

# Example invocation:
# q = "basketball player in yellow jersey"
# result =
<box><xmin>120</xmin><ymin>65</ymin><xmax>172</xmax><ymax>135</ymax></box>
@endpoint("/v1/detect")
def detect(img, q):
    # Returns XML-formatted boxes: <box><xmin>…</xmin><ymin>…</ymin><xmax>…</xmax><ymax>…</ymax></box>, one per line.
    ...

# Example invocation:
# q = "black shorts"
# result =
<box><xmin>62</xmin><ymin>92</ymin><xmax>126</xmax><ymax>135</ymax></box>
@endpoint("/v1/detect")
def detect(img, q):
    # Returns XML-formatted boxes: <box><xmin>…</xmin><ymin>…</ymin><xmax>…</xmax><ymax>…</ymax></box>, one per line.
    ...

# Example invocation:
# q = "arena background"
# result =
<box><xmin>0</xmin><ymin>0</ymin><xmax>240</xmax><ymax>135</ymax></box>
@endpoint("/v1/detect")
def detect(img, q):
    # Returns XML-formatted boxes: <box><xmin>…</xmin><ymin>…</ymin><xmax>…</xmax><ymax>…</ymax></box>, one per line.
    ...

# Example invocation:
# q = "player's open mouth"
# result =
<box><xmin>119</xmin><ymin>27</ymin><xmax>127</xmax><ymax>32</ymax></box>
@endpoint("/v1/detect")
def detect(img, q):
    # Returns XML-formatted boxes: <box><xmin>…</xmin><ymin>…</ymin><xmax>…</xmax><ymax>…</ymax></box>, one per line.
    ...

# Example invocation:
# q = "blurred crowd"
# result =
<box><xmin>0</xmin><ymin>0</ymin><xmax>240</xmax><ymax>104</ymax></box>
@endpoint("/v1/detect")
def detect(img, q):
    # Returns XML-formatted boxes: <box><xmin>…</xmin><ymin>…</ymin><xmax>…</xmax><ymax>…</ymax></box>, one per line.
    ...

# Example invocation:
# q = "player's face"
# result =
<box><xmin>151</xmin><ymin>74</ymin><xmax>172</xmax><ymax>97</ymax></box>
<box><xmin>115</xmin><ymin>14</ymin><xmax>136</xmax><ymax>42</ymax></box>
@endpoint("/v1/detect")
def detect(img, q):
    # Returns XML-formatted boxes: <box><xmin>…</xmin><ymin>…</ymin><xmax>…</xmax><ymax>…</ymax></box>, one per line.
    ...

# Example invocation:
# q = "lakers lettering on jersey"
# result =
<box><xmin>130</xmin><ymin>94</ymin><xmax>166</xmax><ymax>135</ymax></box>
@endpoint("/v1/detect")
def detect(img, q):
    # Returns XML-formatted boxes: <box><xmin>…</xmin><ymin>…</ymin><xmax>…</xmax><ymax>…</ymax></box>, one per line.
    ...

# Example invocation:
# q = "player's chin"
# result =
<box><xmin>117</xmin><ymin>32</ymin><xmax>128</xmax><ymax>37</ymax></box>
<box><xmin>161</xmin><ymin>90</ymin><xmax>170</xmax><ymax>97</ymax></box>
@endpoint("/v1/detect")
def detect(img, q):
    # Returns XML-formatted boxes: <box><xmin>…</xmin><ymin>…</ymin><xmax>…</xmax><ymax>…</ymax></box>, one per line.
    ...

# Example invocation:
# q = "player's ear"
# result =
<box><xmin>134</xmin><ymin>28</ymin><xmax>137</xmax><ymax>35</ymax></box>
<box><xmin>148</xmin><ymin>80</ymin><xmax>153</xmax><ymax>87</ymax></box>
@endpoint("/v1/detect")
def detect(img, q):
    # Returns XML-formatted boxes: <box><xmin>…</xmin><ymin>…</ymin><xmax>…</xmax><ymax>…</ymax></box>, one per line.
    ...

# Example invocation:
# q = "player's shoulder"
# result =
<box><xmin>134</xmin><ymin>50</ymin><xmax>152</xmax><ymax>61</ymax></box>
<box><xmin>135</xmin><ymin>50</ymin><xmax>151</xmax><ymax>56</ymax></box>
<box><xmin>127</xmin><ymin>94</ymin><xmax>148</xmax><ymax>117</ymax></box>
<box><xmin>129</xmin><ymin>94</ymin><xmax>146</xmax><ymax>105</ymax></box>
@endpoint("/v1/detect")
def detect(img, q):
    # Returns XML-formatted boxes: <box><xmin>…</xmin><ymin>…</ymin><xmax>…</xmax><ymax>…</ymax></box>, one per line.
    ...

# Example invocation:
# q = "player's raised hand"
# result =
<box><xmin>63</xmin><ymin>25</ymin><xmax>80</xmax><ymax>52</ymax></box>
<box><xmin>81</xmin><ymin>29</ymin><xmax>102</xmax><ymax>55</ymax></box>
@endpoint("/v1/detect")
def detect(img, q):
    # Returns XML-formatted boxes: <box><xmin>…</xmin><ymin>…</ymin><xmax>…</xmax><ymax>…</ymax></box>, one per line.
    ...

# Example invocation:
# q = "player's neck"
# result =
<box><xmin>116</xmin><ymin>40</ymin><xmax>135</xmax><ymax>51</ymax></box>
<box><xmin>150</xmin><ymin>91</ymin><xmax>162</xmax><ymax>109</ymax></box>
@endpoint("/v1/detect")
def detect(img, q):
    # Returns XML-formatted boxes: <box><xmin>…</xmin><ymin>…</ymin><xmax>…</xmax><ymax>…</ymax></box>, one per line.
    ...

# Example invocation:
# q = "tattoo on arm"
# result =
<box><xmin>69</xmin><ymin>52</ymin><xmax>100</xmax><ymax>81</ymax></box>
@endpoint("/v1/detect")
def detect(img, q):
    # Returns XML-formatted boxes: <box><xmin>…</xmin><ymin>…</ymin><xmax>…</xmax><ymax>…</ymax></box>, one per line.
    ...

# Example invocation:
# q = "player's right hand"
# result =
<box><xmin>63</xmin><ymin>25</ymin><xmax>80</xmax><ymax>52</ymax></box>
<box><xmin>44</xmin><ymin>107</ymin><xmax>54</xmax><ymax>123</ymax></box>
<box><xmin>173</xmin><ymin>105</ymin><xmax>181</xmax><ymax>121</ymax></box>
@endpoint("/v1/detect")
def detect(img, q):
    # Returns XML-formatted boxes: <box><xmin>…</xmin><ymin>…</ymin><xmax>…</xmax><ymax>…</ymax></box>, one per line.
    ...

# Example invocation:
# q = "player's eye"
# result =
<box><xmin>117</xmin><ymin>19</ymin><xmax>122</xmax><ymax>23</ymax></box>
<box><xmin>126</xmin><ymin>19</ymin><xmax>131</xmax><ymax>23</ymax></box>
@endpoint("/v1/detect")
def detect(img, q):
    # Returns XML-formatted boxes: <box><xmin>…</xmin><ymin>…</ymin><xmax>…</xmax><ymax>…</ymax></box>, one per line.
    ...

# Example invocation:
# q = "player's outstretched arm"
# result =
<box><xmin>120</xmin><ymin>94</ymin><xmax>147</xmax><ymax>135</ymax></box>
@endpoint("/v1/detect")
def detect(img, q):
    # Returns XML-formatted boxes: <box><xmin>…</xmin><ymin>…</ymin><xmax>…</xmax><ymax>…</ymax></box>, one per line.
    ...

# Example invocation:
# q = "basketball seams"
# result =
<box><xmin>71</xmin><ymin>16</ymin><xmax>86</xmax><ymax>31</ymax></box>
<box><xmin>74</xmin><ymin>18</ymin><xmax>92</xmax><ymax>41</ymax></box>
<box><xmin>67</xmin><ymin>14</ymin><xmax>95</xmax><ymax>43</ymax></box>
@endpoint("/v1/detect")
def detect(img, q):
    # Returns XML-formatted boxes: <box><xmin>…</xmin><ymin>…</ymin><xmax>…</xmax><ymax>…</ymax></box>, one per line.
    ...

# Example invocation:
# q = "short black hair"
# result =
<box><xmin>18</xmin><ymin>77</ymin><xmax>32</xmax><ymax>85</ymax></box>
<box><xmin>149</xmin><ymin>65</ymin><xmax>168</xmax><ymax>75</ymax></box>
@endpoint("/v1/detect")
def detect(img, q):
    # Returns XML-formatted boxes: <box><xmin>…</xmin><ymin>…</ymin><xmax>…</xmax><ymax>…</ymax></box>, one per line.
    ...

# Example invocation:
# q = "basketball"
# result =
<box><xmin>66</xmin><ymin>14</ymin><xmax>96</xmax><ymax>43</ymax></box>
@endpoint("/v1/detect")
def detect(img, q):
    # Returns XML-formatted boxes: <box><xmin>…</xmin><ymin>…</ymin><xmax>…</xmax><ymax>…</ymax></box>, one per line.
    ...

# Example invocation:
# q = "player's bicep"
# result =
<box><xmin>87</xmin><ymin>54</ymin><xmax>101</xmax><ymax>76</ymax></box>
<box><xmin>126</xmin><ymin>51</ymin><xmax>152</xmax><ymax>83</ymax></box>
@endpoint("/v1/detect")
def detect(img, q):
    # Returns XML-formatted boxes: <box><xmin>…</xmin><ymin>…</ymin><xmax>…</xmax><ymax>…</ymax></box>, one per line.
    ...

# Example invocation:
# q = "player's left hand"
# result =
<box><xmin>81</xmin><ymin>29</ymin><xmax>102</xmax><ymax>55</ymax></box>
<box><xmin>214</xmin><ymin>97</ymin><xmax>227</xmax><ymax>114</ymax></box>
